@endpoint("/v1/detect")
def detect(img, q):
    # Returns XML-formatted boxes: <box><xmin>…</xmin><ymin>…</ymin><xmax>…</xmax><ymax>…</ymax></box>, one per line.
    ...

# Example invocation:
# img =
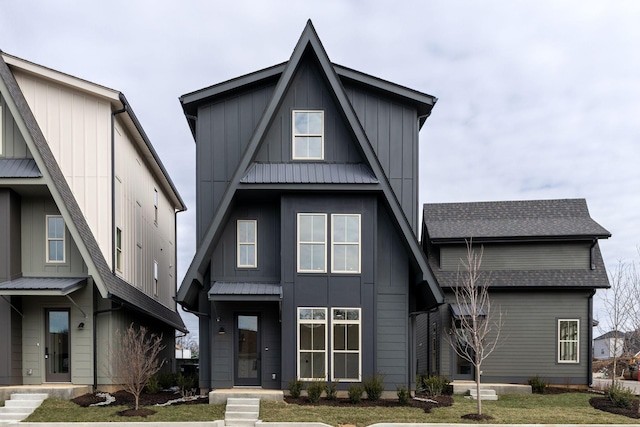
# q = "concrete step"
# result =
<box><xmin>225</xmin><ymin>420</ymin><xmax>257</xmax><ymax>427</ymax></box>
<box><xmin>225</xmin><ymin>397</ymin><xmax>259</xmax><ymax>427</ymax></box>
<box><xmin>10</xmin><ymin>393</ymin><xmax>48</xmax><ymax>401</ymax></box>
<box><xmin>226</xmin><ymin>404</ymin><xmax>259</xmax><ymax>412</ymax></box>
<box><xmin>4</xmin><ymin>399</ymin><xmax>42</xmax><ymax>408</ymax></box>
<box><xmin>225</xmin><ymin>411</ymin><xmax>259</xmax><ymax>419</ymax></box>
<box><xmin>468</xmin><ymin>388</ymin><xmax>498</xmax><ymax>400</ymax></box>
<box><xmin>0</xmin><ymin>392</ymin><xmax>48</xmax><ymax>423</ymax></box>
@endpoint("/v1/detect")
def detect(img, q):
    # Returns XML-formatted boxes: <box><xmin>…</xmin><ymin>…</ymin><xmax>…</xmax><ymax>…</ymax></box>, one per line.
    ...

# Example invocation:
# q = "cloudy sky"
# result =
<box><xmin>2</xmin><ymin>1</ymin><xmax>638</xmax><ymax>336</ymax></box>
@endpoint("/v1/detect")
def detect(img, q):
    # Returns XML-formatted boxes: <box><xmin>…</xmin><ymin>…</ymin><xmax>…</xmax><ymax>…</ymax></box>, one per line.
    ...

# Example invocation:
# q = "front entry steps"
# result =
<box><xmin>225</xmin><ymin>398</ymin><xmax>260</xmax><ymax>427</ymax></box>
<box><xmin>467</xmin><ymin>388</ymin><xmax>498</xmax><ymax>401</ymax></box>
<box><xmin>0</xmin><ymin>393</ymin><xmax>48</xmax><ymax>423</ymax></box>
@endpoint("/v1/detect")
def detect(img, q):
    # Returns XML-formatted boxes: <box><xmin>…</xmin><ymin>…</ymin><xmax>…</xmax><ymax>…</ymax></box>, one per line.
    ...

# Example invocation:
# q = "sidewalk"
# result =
<box><xmin>592</xmin><ymin>378</ymin><xmax>640</xmax><ymax>395</ymax></box>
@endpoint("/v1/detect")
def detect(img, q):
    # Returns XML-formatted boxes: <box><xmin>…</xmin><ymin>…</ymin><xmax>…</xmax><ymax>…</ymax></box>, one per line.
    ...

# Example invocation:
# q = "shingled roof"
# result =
<box><xmin>423</xmin><ymin>199</ymin><xmax>611</xmax><ymax>242</ymax></box>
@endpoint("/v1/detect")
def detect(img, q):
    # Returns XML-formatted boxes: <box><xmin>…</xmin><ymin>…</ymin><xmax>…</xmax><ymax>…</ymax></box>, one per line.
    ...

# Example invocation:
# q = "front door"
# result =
<box><xmin>235</xmin><ymin>314</ymin><xmax>261</xmax><ymax>386</ymax></box>
<box><xmin>45</xmin><ymin>309</ymin><xmax>71</xmax><ymax>382</ymax></box>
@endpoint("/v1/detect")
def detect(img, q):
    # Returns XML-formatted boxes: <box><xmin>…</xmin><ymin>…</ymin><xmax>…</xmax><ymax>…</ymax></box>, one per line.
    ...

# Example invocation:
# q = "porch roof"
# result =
<box><xmin>450</xmin><ymin>303</ymin><xmax>486</xmax><ymax>318</ymax></box>
<box><xmin>0</xmin><ymin>158</ymin><xmax>42</xmax><ymax>178</ymax></box>
<box><xmin>208</xmin><ymin>281</ymin><xmax>282</xmax><ymax>301</ymax></box>
<box><xmin>0</xmin><ymin>276</ymin><xmax>87</xmax><ymax>295</ymax></box>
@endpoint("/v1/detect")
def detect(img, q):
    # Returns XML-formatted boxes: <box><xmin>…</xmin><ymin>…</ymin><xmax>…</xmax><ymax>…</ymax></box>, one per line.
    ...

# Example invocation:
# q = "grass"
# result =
<box><xmin>20</xmin><ymin>392</ymin><xmax>639</xmax><ymax>425</ymax></box>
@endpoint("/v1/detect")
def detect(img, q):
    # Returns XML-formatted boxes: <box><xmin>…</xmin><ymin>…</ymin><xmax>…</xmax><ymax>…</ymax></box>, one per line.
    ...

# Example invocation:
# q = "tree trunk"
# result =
<box><xmin>476</xmin><ymin>363</ymin><xmax>482</xmax><ymax>415</ymax></box>
<box><xmin>135</xmin><ymin>394</ymin><xmax>139</xmax><ymax>411</ymax></box>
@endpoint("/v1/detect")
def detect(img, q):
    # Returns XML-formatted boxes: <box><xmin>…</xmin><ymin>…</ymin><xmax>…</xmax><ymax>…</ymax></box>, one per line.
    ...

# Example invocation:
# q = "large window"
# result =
<box><xmin>297</xmin><ymin>214</ymin><xmax>327</xmax><ymax>272</ymax></box>
<box><xmin>332</xmin><ymin>308</ymin><xmax>361</xmax><ymax>381</ymax></box>
<box><xmin>331</xmin><ymin>214</ymin><xmax>361</xmax><ymax>273</ymax></box>
<box><xmin>298</xmin><ymin>308</ymin><xmax>327</xmax><ymax>380</ymax></box>
<box><xmin>292</xmin><ymin>110</ymin><xmax>324</xmax><ymax>160</ymax></box>
<box><xmin>237</xmin><ymin>220</ymin><xmax>257</xmax><ymax>268</ymax></box>
<box><xmin>46</xmin><ymin>215</ymin><xmax>65</xmax><ymax>263</ymax></box>
<box><xmin>558</xmin><ymin>319</ymin><xmax>579</xmax><ymax>363</ymax></box>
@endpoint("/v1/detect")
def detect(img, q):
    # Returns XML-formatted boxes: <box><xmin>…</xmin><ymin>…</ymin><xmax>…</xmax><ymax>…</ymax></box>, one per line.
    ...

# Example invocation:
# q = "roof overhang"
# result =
<box><xmin>0</xmin><ymin>277</ymin><xmax>87</xmax><ymax>296</ymax></box>
<box><xmin>208</xmin><ymin>282</ymin><xmax>282</xmax><ymax>302</ymax></box>
<box><xmin>450</xmin><ymin>303</ymin><xmax>486</xmax><ymax>319</ymax></box>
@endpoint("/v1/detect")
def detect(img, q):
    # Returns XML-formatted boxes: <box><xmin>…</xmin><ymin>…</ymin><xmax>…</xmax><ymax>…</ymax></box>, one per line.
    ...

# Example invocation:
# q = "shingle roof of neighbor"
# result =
<box><xmin>423</xmin><ymin>199</ymin><xmax>611</xmax><ymax>241</ymax></box>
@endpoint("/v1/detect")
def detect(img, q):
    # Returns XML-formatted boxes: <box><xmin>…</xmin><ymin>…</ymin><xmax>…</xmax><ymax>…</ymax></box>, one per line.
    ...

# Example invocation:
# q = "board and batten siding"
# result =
<box><xmin>14</xmin><ymin>70</ymin><xmax>112</xmax><ymax>266</ymax></box>
<box><xmin>113</xmin><ymin>121</ymin><xmax>177</xmax><ymax>307</ymax></box>
<box><xmin>1</xmin><ymin>94</ymin><xmax>32</xmax><ymax>158</ymax></box>
<box><xmin>438</xmin><ymin>290</ymin><xmax>593</xmax><ymax>384</ymax></box>
<box><xmin>440</xmin><ymin>243</ymin><xmax>591</xmax><ymax>271</ymax></box>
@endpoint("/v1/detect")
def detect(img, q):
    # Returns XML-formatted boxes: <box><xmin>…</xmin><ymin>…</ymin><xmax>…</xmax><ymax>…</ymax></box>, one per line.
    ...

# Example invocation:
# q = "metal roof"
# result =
<box><xmin>423</xmin><ymin>199</ymin><xmax>611</xmax><ymax>241</ymax></box>
<box><xmin>0</xmin><ymin>158</ymin><xmax>41</xmax><ymax>178</ymax></box>
<box><xmin>0</xmin><ymin>276</ymin><xmax>86</xmax><ymax>295</ymax></box>
<box><xmin>208</xmin><ymin>282</ymin><xmax>282</xmax><ymax>301</ymax></box>
<box><xmin>241</xmin><ymin>163</ymin><xmax>378</xmax><ymax>184</ymax></box>
<box><xmin>450</xmin><ymin>303</ymin><xmax>486</xmax><ymax>318</ymax></box>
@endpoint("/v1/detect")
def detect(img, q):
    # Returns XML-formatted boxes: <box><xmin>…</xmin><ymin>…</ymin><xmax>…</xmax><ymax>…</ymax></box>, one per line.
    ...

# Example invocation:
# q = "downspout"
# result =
<box><xmin>588</xmin><ymin>289</ymin><xmax>596</xmax><ymax>387</ymax></box>
<box><xmin>93</xmin><ymin>304</ymin><xmax>123</xmax><ymax>391</ymax></box>
<box><xmin>111</xmin><ymin>102</ymin><xmax>127</xmax><ymax>275</ymax></box>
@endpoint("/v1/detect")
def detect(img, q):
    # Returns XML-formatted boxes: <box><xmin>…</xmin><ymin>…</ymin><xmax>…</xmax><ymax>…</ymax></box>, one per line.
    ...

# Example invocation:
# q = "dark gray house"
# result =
<box><xmin>176</xmin><ymin>20</ymin><xmax>444</xmax><ymax>391</ymax></box>
<box><xmin>419</xmin><ymin>199</ymin><xmax>611</xmax><ymax>385</ymax></box>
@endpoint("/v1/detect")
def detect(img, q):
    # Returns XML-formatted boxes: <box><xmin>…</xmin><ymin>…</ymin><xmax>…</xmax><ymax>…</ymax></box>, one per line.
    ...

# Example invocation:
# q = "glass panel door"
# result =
<box><xmin>235</xmin><ymin>314</ymin><xmax>260</xmax><ymax>386</ymax></box>
<box><xmin>45</xmin><ymin>309</ymin><xmax>71</xmax><ymax>382</ymax></box>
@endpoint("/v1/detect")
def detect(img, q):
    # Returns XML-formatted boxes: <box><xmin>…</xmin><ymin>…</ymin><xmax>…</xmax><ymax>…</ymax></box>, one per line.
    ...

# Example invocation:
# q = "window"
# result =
<box><xmin>298</xmin><ymin>308</ymin><xmax>327</xmax><ymax>380</ymax></box>
<box><xmin>332</xmin><ymin>308</ymin><xmax>361</xmax><ymax>381</ymax></box>
<box><xmin>292</xmin><ymin>110</ymin><xmax>323</xmax><ymax>160</ymax></box>
<box><xmin>558</xmin><ymin>319</ymin><xmax>579</xmax><ymax>363</ymax></box>
<box><xmin>115</xmin><ymin>227</ymin><xmax>123</xmax><ymax>272</ymax></box>
<box><xmin>331</xmin><ymin>214</ymin><xmax>361</xmax><ymax>273</ymax></box>
<box><xmin>46</xmin><ymin>215</ymin><xmax>65</xmax><ymax>263</ymax></box>
<box><xmin>297</xmin><ymin>214</ymin><xmax>327</xmax><ymax>272</ymax></box>
<box><xmin>153</xmin><ymin>260</ymin><xmax>159</xmax><ymax>297</ymax></box>
<box><xmin>153</xmin><ymin>189</ymin><xmax>158</xmax><ymax>225</ymax></box>
<box><xmin>237</xmin><ymin>220</ymin><xmax>257</xmax><ymax>268</ymax></box>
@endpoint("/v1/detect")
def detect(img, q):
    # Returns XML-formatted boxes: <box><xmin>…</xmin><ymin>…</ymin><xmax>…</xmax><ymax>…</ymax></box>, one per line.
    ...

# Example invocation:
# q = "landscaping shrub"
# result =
<box><xmin>157</xmin><ymin>372</ymin><xmax>178</xmax><ymax>389</ymax></box>
<box><xmin>289</xmin><ymin>379</ymin><xmax>303</xmax><ymax>398</ymax></box>
<box><xmin>348</xmin><ymin>384</ymin><xmax>364</xmax><ymax>403</ymax></box>
<box><xmin>145</xmin><ymin>375</ymin><xmax>161</xmax><ymax>394</ymax></box>
<box><xmin>605</xmin><ymin>381</ymin><xmax>635</xmax><ymax>408</ymax></box>
<box><xmin>528</xmin><ymin>375</ymin><xmax>547</xmax><ymax>394</ymax></box>
<box><xmin>306</xmin><ymin>381</ymin><xmax>326</xmax><ymax>403</ymax></box>
<box><xmin>363</xmin><ymin>372</ymin><xmax>385</xmax><ymax>401</ymax></box>
<box><xmin>396</xmin><ymin>385</ymin><xmax>410</xmax><ymax>405</ymax></box>
<box><xmin>325</xmin><ymin>382</ymin><xmax>338</xmax><ymax>400</ymax></box>
<box><xmin>417</xmin><ymin>374</ymin><xmax>450</xmax><ymax>396</ymax></box>
<box><xmin>177</xmin><ymin>374</ymin><xmax>198</xmax><ymax>397</ymax></box>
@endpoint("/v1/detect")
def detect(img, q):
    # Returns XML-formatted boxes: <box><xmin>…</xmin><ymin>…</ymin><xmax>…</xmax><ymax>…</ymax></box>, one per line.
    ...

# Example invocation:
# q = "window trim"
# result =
<box><xmin>557</xmin><ymin>319</ymin><xmax>580</xmax><ymax>364</ymax></box>
<box><xmin>237</xmin><ymin>219</ymin><xmax>258</xmax><ymax>268</ymax></box>
<box><xmin>45</xmin><ymin>215</ymin><xmax>65</xmax><ymax>263</ymax></box>
<box><xmin>115</xmin><ymin>227</ymin><xmax>123</xmax><ymax>273</ymax></box>
<box><xmin>292</xmin><ymin>110</ymin><xmax>324</xmax><ymax>160</ymax></box>
<box><xmin>297</xmin><ymin>213</ymin><xmax>327</xmax><ymax>273</ymax></box>
<box><xmin>331</xmin><ymin>307</ymin><xmax>362</xmax><ymax>382</ymax></box>
<box><xmin>153</xmin><ymin>260</ymin><xmax>159</xmax><ymax>297</ymax></box>
<box><xmin>297</xmin><ymin>307</ymin><xmax>328</xmax><ymax>381</ymax></box>
<box><xmin>331</xmin><ymin>214</ymin><xmax>361</xmax><ymax>274</ymax></box>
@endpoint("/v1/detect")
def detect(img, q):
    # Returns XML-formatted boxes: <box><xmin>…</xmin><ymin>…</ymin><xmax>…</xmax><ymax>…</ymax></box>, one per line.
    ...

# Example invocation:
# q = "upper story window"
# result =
<box><xmin>46</xmin><ymin>215</ymin><xmax>65</xmax><ymax>263</ymax></box>
<box><xmin>558</xmin><ymin>319</ymin><xmax>579</xmax><ymax>363</ymax></box>
<box><xmin>292</xmin><ymin>110</ymin><xmax>324</xmax><ymax>160</ymax></box>
<box><xmin>153</xmin><ymin>188</ymin><xmax>159</xmax><ymax>225</ymax></box>
<box><xmin>115</xmin><ymin>227</ymin><xmax>123</xmax><ymax>273</ymax></box>
<box><xmin>297</xmin><ymin>214</ymin><xmax>327</xmax><ymax>273</ymax></box>
<box><xmin>331</xmin><ymin>214</ymin><xmax>361</xmax><ymax>274</ymax></box>
<box><xmin>237</xmin><ymin>220</ymin><xmax>257</xmax><ymax>268</ymax></box>
<box><xmin>153</xmin><ymin>260</ymin><xmax>159</xmax><ymax>297</ymax></box>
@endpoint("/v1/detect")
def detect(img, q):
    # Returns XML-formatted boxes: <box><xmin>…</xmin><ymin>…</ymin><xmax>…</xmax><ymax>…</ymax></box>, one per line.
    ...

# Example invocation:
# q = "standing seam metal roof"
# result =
<box><xmin>0</xmin><ymin>158</ymin><xmax>41</xmax><ymax>177</ymax></box>
<box><xmin>241</xmin><ymin>163</ymin><xmax>379</xmax><ymax>184</ymax></box>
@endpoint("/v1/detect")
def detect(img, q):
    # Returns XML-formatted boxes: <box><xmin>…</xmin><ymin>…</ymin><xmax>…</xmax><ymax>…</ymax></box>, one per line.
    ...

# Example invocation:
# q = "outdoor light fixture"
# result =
<box><xmin>78</xmin><ymin>322</ymin><xmax>85</xmax><ymax>329</ymax></box>
<box><xmin>218</xmin><ymin>327</ymin><xmax>226</xmax><ymax>335</ymax></box>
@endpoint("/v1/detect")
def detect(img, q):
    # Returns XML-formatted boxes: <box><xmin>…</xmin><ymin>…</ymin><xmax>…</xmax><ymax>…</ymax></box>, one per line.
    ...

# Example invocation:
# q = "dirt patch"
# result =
<box><xmin>461</xmin><ymin>413</ymin><xmax>494</xmax><ymax>421</ymax></box>
<box><xmin>284</xmin><ymin>395</ymin><xmax>453</xmax><ymax>413</ymax></box>
<box><xmin>116</xmin><ymin>408</ymin><xmax>157</xmax><ymax>417</ymax></box>
<box><xmin>590</xmin><ymin>396</ymin><xmax>640</xmax><ymax>419</ymax></box>
<box><xmin>72</xmin><ymin>390</ymin><xmax>208</xmax><ymax>412</ymax></box>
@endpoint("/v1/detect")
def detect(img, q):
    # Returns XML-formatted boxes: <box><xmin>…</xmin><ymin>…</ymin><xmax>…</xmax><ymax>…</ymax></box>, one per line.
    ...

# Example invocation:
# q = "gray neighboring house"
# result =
<box><xmin>0</xmin><ymin>51</ymin><xmax>186</xmax><ymax>389</ymax></box>
<box><xmin>593</xmin><ymin>331</ymin><xmax>640</xmax><ymax>360</ymax></box>
<box><xmin>176</xmin><ymin>20</ymin><xmax>444</xmax><ymax>391</ymax></box>
<box><xmin>419</xmin><ymin>199</ymin><xmax>611</xmax><ymax>385</ymax></box>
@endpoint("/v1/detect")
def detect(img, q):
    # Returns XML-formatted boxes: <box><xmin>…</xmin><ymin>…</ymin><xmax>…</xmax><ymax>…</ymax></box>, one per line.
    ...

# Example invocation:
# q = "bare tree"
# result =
<box><xmin>445</xmin><ymin>241</ymin><xmax>504</xmax><ymax>416</ymax></box>
<box><xmin>108</xmin><ymin>323</ymin><xmax>166</xmax><ymax>410</ymax></box>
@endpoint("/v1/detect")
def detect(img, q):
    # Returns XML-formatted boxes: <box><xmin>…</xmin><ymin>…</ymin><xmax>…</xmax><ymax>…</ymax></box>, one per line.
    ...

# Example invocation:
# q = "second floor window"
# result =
<box><xmin>153</xmin><ymin>189</ymin><xmax>159</xmax><ymax>225</ymax></box>
<box><xmin>153</xmin><ymin>260</ymin><xmax>159</xmax><ymax>297</ymax></box>
<box><xmin>237</xmin><ymin>220</ymin><xmax>257</xmax><ymax>268</ymax></box>
<box><xmin>331</xmin><ymin>214</ymin><xmax>361</xmax><ymax>273</ymax></box>
<box><xmin>293</xmin><ymin>110</ymin><xmax>324</xmax><ymax>160</ymax></box>
<box><xmin>46</xmin><ymin>215</ymin><xmax>65</xmax><ymax>263</ymax></box>
<box><xmin>297</xmin><ymin>213</ymin><xmax>327</xmax><ymax>272</ymax></box>
<box><xmin>115</xmin><ymin>227</ymin><xmax>123</xmax><ymax>273</ymax></box>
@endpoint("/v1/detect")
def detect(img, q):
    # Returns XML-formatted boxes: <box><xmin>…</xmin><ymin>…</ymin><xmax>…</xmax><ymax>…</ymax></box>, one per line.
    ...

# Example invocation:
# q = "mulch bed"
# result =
<box><xmin>72</xmin><ymin>390</ymin><xmax>208</xmax><ymax>417</ymax></box>
<box><xmin>284</xmin><ymin>395</ymin><xmax>453</xmax><ymax>413</ymax></box>
<box><xmin>590</xmin><ymin>397</ymin><xmax>640</xmax><ymax>419</ymax></box>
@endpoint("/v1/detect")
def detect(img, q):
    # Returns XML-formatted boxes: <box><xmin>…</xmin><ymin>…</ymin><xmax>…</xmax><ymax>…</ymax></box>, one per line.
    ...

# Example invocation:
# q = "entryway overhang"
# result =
<box><xmin>0</xmin><ymin>276</ymin><xmax>87</xmax><ymax>296</ymax></box>
<box><xmin>208</xmin><ymin>281</ymin><xmax>282</xmax><ymax>302</ymax></box>
<box><xmin>450</xmin><ymin>303</ymin><xmax>487</xmax><ymax>319</ymax></box>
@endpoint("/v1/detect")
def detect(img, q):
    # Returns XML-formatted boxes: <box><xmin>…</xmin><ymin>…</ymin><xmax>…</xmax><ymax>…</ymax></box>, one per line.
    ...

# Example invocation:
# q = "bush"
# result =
<box><xmin>326</xmin><ymin>382</ymin><xmax>338</xmax><ymax>400</ymax></box>
<box><xmin>177</xmin><ymin>374</ymin><xmax>198</xmax><ymax>397</ymax></box>
<box><xmin>528</xmin><ymin>375</ymin><xmax>547</xmax><ymax>394</ymax></box>
<box><xmin>306</xmin><ymin>380</ymin><xmax>326</xmax><ymax>403</ymax></box>
<box><xmin>157</xmin><ymin>372</ymin><xmax>178</xmax><ymax>389</ymax></box>
<box><xmin>348</xmin><ymin>383</ymin><xmax>364</xmax><ymax>404</ymax></box>
<box><xmin>605</xmin><ymin>381</ymin><xmax>635</xmax><ymax>408</ymax></box>
<box><xmin>145</xmin><ymin>375</ymin><xmax>161</xmax><ymax>394</ymax></box>
<box><xmin>363</xmin><ymin>372</ymin><xmax>385</xmax><ymax>401</ymax></box>
<box><xmin>417</xmin><ymin>374</ymin><xmax>450</xmax><ymax>396</ymax></box>
<box><xmin>289</xmin><ymin>379</ymin><xmax>303</xmax><ymax>399</ymax></box>
<box><xmin>396</xmin><ymin>385</ymin><xmax>410</xmax><ymax>405</ymax></box>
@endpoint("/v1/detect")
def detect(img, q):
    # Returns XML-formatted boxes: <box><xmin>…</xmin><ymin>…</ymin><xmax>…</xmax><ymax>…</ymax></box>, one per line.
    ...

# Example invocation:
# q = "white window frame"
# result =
<box><xmin>292</xmin><ymin>110</ymin><xmax>324</xmax><ymax>160</ymax></box>
<box><xmin>237</xmin><ymin>220</ymin><xmax>257</xmax><ymax>268</ymax></box>
<box><xmin>331</xmin><ymin>308</ymin><xmax>361</xmax><ymax>382</ymax></box>
<box><xmin>153</xmin><ymin>188</ymin><xmax>159</xmax><ymax>225</ymax></box>
<box><xmin>297</xmin><ymin>213</ymin><xmax>327</xmax><ymax>273</ymax></box>
<box><xmin>115</xmin><ymin>227</ymin><xmax>123</xmax><ymax>273</ymax></box>
<box><xmin>153</xmin><ymin>260</ymin><xmax>159</xmax><ymax>297</ymax></box>
<box><xmin>45</xmin><ymin>215</ymin><xmax>65</xmax><ymax>263</ymax></box>
<box><xmin>558</xmin><ymin>319</ymin><xmax>579</xmax><ymax>363</ymax></box>
<box><xmin>331</xmin><ymin>214</ymin><xmax>361</xmax><ymax>274</ymax></box>
<box><xmin>297</xmin><ymin>307</ymin><xmax>328</xmax><ymax>381</ymax></box>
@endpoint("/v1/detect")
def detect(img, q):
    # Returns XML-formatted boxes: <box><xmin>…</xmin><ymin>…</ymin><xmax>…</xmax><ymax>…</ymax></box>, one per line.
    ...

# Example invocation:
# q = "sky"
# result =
<box><xmin>1</xmin><ymin>1</ymin><xmax>639</xmax><ymax>337</ymax></box>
